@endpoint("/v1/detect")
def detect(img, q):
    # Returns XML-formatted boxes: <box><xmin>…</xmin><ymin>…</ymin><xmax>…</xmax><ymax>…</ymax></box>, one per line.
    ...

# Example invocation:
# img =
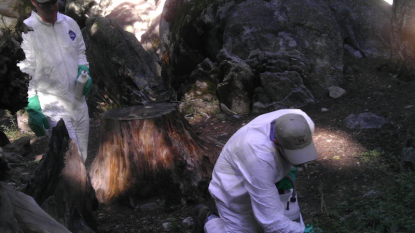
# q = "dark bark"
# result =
<box><xmin>22</xmin><ymin>119</ymin><xmax>97</xmax><ymax>233</ymax></box>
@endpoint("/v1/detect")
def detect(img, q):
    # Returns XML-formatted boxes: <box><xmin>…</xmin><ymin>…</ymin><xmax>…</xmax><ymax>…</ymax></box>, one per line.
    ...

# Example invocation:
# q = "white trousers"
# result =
<box><xmin>40</xmin><ymin>94</ymin><xmax>89</xmax><ymax>163</ymax></box>
<box><xmin>204</xmin><ymin>218</ymin><xmax>225</xmax><ymax>233</ymax></box>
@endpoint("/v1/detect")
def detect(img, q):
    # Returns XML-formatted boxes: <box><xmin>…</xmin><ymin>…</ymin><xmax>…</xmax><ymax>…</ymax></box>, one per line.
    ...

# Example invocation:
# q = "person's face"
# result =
<box><xmin>31</xmin><ymin>0</ymin><xmax>59</xmax><ymax>23</ymax></box>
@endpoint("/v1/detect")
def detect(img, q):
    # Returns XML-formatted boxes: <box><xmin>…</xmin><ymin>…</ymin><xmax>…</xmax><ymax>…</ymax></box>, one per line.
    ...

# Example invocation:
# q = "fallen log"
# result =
<box><xmin>89</xmin><ymin>103</ymin><xmax>213</xmax><ymax>206</ymax></box>
<box><xmin>22</xmin><ymin>119</ymin><xmax>97</xmax><ymax>233</ymax></box>
<box><xmin>0</xmin><ymin>182</ymin><xmax>70</xmax><ymax>233</ymax></box>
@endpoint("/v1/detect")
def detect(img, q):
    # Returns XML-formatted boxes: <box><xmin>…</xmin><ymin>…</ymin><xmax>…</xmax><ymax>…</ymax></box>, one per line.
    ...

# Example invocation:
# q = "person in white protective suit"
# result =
<box><xmin>18</xmin><ymin>0</ymin><xmax>92</xmax><ymax>163</ymax></box>
<box><xmin>192</xmin><ymin>109</ymin><xmax>318</xmax><ymax>233</ymax></box>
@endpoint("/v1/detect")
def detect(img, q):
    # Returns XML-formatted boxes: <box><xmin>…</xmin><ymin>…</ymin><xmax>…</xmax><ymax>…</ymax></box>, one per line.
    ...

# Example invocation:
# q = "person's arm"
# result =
<box><xmin>18</xmin><ymin>31</ymin><xmax>37</xmax><ymax>95</ymax></box>
<box><xmin>18</xmin><ymin>31</ymin><xmax>50</xmax><ymax>136</ymax></box>
<box><xmin>72</xmin><ymin>20</ymin><xmax>88</xmax><ymax>67</ymax></box>
<box><xmin>72</xmin><ymin>22</ymin><xmax>92</xmax><ymax>95</ymax></box>
<box><xmin>242</xmin><ymin>141</ymin><xmax>305</xmax><ymax>233</ymax></box>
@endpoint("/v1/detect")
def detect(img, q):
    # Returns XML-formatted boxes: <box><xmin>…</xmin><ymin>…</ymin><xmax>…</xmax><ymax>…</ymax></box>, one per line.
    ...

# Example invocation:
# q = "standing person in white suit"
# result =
<box><xmin>192</xmin><ymin>109</ymin><xmax>318</xmax><ymax>233</ymax></box>
<box><xmin>18</xmin><ymin>0</ymin><xmax>92</xmax><ymax>163</ymax></box>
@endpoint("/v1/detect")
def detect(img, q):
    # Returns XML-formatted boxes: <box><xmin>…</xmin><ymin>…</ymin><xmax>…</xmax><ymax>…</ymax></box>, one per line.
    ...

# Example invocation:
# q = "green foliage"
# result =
<box><xmin>166</xmin><ymin>217</ymin><xmax>183</xmax><ymax>232</ymax></box>
<box><xmin>1</xmin><ymin>110</ymin><xmax>30</xmax><ymax>141</ymax></box>
<box><xmin>310</xmin><ymin>150</ymin><xmax>415</xmax><ymax>233</ymax></box>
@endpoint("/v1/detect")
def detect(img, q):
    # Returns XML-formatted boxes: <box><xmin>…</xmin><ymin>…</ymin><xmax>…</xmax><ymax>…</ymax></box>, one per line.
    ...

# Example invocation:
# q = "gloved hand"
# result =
<box><xmin>304</xmin><ymin>224</ymin><xmax>314</xmax><ymax>233</ymax></box>
<box><xmin>77</xmin><ymin>65</ymin><xmax>92</xmax><ymax>95</ymax></box>
<box><xmin>25</xmin><ymin>95</ymin><xmax>50</xmax><ymax>136</ymax></box>
<box><xmin>277</xmin><ymin>167</ymin><xmax>297</xmax><ymax>190</ymax></box>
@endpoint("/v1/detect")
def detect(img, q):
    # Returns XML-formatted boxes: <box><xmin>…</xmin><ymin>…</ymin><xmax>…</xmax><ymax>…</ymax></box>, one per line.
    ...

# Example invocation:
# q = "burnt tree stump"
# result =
<box><xmin>22</xmin><ymin>119</ymin><xmax>97</xmax><ymax>233</ymax></box>
<box><xmin>89</xmin><ymin>103</ymin><xmax>213</xmax><ymax>206</ymax></box>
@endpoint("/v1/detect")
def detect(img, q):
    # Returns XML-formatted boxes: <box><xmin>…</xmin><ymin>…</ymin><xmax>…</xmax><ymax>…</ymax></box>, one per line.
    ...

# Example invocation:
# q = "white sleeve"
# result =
<box><xmin>242</xmin><ymin>142</ymin><xmax>305</xmax><ymax>233</ymax></box>
<box><xmin>17</xmin><ymin>31</ymin><xmax>37</xmax><ymax>97</ymax></box>
<box><xmin>74</xmin><ymin>22</ymin><xmax>88</xmax><ymax>67</ymax></box>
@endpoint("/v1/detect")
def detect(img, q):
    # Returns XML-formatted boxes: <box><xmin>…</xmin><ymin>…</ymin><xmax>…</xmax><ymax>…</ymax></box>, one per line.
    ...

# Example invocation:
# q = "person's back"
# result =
<box><xmin>208</xmin><ymin>109</ymin><xmax>312</xmax><ymax>232</ymax></box>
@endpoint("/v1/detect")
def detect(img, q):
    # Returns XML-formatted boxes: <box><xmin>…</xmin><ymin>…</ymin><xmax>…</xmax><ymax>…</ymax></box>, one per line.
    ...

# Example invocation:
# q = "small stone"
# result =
<box><xmin>321</xmin><ymin>108</ymin><xmax>329</xmax><ymax>112</ymax></box>
<box><xmin>328</xmin><ymin>86</ymin><xmax>346</xmax><ymax>98</ymax></box>
<box><xmin>404</xmin><ymin>105</ymin><xmax>414</xmax><ymax>109</ymax></box>
<box><xmin>162</xmin><ymin>222</ymin><xmax>171</xmax><ymax>231</ymax></box>
<box><xmin>182</xmin><ymin>217</ymin><xmax>193</xmax><ymax>226</ymax></box>
<box><xmin>362</xmin><ymin>190</ymin><xmax>377</xmax><ymax>197</ymax></box>
<box><xmin>139</xmin><ymin>203</ymin><xmax>161</xmax><ymax>212</ymax></box>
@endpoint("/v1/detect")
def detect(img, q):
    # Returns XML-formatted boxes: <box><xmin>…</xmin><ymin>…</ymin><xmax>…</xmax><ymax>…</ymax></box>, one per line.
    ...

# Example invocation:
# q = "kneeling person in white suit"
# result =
<box><xmin>192</xmin><ymin>109</ymin><xmax>318</xmax><ymax>233</ymax></box>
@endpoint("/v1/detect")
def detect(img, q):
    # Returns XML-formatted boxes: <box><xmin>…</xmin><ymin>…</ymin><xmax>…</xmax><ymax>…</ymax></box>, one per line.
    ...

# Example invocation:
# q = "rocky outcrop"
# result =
<box><xmin>216</xmin><ymin>50</ymin><xmax>254</xmax><ymax>115</ymax></box>
<box><xmin>160</xmin><ymin>0</ymin><xmax>392</xmax><ymax>116</ymax></box>
<box><xmin>178</xmin><ymin>59</ymin><xmax>221</xmax><ymax>121</ymax></box>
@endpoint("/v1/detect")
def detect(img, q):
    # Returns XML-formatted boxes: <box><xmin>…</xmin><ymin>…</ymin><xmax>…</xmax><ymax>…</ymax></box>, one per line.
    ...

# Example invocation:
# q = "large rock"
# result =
<box><xmin>344</xmin><ymin>113</ymin><xmax>389</xmax><ymax>130</ymax></box>
<box><xmin>323</xmin><ymin>0</ymin><xmax>392</xmax><ymax>58</ymax></box>
<box><xmin>82</xmin><ymin>17</ymin><xmax>173</xmax><ymax>116</ymax></box>
<box><xmin>216</xmin><ymin>50</ymin><xmax>254</xmax><ymax>115</ymax></box>
<box><xmin>161</xmin><ymin>0</ymin><xmax>392</xmax><ymax>114</ymax></box>
<box><xmin>161</xmin><ymin>0</ymin><xmax>342</xmax><ymax>114</ymax></box>
<box><xmin>252</xmin><ymin>71</ymin><xmax>315</xmax><ymax>113</ymax></box>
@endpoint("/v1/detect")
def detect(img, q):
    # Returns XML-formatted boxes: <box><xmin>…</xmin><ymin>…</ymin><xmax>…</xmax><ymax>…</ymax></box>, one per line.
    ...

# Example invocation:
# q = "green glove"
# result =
<box><xmin>25</xmin><ymin>95</ymin><xmax>50</xmax><ymax>136</ymax></box>
<box><xmin>304</xmin><ymin>224</ymin><xmax>314</xmax><ymax>233</ymax></box>
<box><xmin>77</xmin><ymin>65</ymin><xmax>92</xmax><ymax>95</ymax></box>
<box><xmin>277</xmin><ymin>167</ymin><xmax>297</xmax><ymax>190</ymax></box>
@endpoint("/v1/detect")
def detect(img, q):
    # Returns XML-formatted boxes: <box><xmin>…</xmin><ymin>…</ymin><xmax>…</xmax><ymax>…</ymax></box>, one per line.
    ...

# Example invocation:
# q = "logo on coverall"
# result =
<box><xmin>69</xmin><ymin>30</ymin><xmax>76</xmax><ymax>41</ymax></box>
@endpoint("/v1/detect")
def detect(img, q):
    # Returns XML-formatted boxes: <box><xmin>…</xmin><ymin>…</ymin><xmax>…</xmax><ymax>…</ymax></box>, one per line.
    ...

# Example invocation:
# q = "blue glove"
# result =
<box><xmin>25</xmin><ymin>95</ymin><xmax>50</xmax><ymax>136</ymax></box>
<box><xmin>304</xmin><ymin>224</ymin><xmax>314</xmax><ymax>233</ymax></box>
<box><xmin>77</xmin><ymin>65</ymin><xmax>92</xmax><ymax>95</ymax></box>
<box><xmin>277</xmin><ymin>167</ymin><xmax>297</xmax><ymax>190</ymax></box>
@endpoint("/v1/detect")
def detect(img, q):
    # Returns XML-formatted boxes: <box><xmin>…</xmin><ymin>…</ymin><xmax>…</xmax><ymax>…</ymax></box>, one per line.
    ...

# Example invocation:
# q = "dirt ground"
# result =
<box><xmin>4</xmin><ymin>57</ymin><xmax>415</xmax><ymax>232</ymax></box>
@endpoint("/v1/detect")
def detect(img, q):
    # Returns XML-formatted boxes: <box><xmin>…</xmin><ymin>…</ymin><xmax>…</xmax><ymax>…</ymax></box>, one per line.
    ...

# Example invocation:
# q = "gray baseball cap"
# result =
<box><xmin>274</xmin><ymin>113</ymin><xmax>318</xmax><ymax>165</ymax></box>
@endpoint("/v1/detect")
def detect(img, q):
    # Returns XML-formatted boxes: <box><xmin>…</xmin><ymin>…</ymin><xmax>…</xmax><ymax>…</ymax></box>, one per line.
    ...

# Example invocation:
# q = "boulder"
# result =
<box><xmin>216</xmin><ymin>50</ymin><xmax>254</xmax><ymax>115</ymax></box>
<box><xmin>252</xmin><ymin>71</ymin><xmax>315</xmax><ymax>114</ymax></box>
<box><xmin>82</xmin><ymin>17</ymin><xmax>173</xmax><ymax>116</ymax></box>
<box><xmin>344</xmin><ymin>113</ymin><xmax>389</xmax><ymax>130</ymax></box>
<box><xmin>160</xmin><ymin>0</ymin><xmax>392</xmax><ymax>113</ymax></box>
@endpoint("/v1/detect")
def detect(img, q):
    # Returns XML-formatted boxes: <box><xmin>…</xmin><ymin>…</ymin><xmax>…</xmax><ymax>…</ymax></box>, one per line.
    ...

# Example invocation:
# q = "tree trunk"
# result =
<box><xmin>89</xmin><ymin>103</ymin><xmax>213</xmax><ymax>206</ymax></box>
<box><xmin>390</xmin><ymin>0</ymin><xmax>415</xmax><ymax>81</ymax></box>
<box><xmin>22</xmin><ymin>119</ymin><xmax>97</xmax><ymax>233</ymax></box>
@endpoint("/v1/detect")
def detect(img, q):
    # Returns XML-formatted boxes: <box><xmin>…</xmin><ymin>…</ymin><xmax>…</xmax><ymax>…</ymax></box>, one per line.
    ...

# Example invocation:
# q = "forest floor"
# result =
<box><xmin>3</xmin><ymin>57</ymin><xmax>415</xmax><ymax>232</ymax></box>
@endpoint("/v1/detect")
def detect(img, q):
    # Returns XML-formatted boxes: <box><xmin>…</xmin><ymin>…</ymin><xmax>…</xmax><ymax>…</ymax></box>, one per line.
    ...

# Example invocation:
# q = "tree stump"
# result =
<box><xmin>22</xmin><ymin>119</ymin><xmax>97</xmax><ymax>233</ymax></box>
<box><xmin>89</xmin><ymin>103</ymin><xmax>213</xmax><ymax>206</ymax></box>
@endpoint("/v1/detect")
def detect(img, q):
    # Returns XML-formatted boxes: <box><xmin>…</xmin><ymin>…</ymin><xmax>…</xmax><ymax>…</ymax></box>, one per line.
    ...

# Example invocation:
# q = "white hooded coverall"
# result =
<box><xmin>207</xmin><ymin>109</ymin><xmax>313</xmax><ymax>233</ymax></box>
<box><xmin>18</xmin><ymin>11</ymin><xmax>89</xmax><ymax>162</ymax></box>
